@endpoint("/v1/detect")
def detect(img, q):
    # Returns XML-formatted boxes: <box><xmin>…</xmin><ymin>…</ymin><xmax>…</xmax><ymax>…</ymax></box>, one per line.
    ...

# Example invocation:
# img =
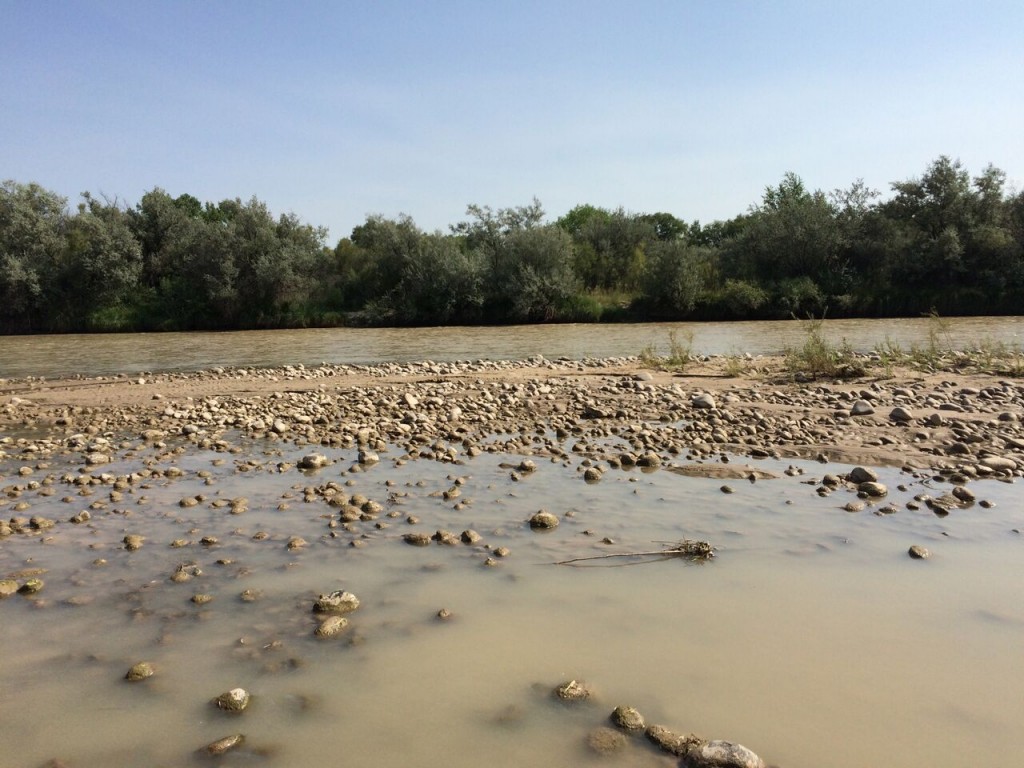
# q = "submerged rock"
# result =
<box><xmin>0</xmin><ymin>579</ymin><xmax>18</xmax><ymax>598</ymax></box>
<box><xmin>587</xmin><ymin>727</ymin><xmax>626</xmax><ymax>755</ymax></box>
<box><xmin>203</xmin><ymin>734</ymin><xmax>245</xmax><ymax>756</ymax></box>
<box><xmin>314</xmin><ymin>615</ymin><xmax>349</xmax><ymax>638</ymax></box>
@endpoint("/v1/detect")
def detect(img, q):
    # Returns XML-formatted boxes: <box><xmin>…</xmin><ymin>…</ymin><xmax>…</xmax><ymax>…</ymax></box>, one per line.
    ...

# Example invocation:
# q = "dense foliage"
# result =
<box><xmin>2</xmin><ymin>156</ymin><xmax>1023</xmax><ymax>333</ymax></box>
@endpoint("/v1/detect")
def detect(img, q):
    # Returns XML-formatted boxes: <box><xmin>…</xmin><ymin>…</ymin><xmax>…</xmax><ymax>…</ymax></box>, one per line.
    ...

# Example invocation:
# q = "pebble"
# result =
<box><xmin>214</xmin><ymin>688</ymin><xmax>251</xmax><ymax>713</ymax></box>
<box><xmin>858</xmin><ymin>481</ymin><xmax>888</xmax><ymax>497</ymax></box>
<box><xmin>125</xmin><ymin>661</ymin><xmax>155</xmax><ymax>681</ymax></box>
<box><xmin>529</xmin><ymin>510</ymin><xmax>559</xmax><ymax>530</ymax></box>
<box><xmin>203</xmin><ymin>734</ymin><xmax>245</xmax><ymax>756</ymax></box>
<box><xmin>554</xmin><ymin>679</ymin><xmax>592</xmax><ymax>702</ymax></box>
<box><xmin>908</xmin><ymin>545</ymin><xmax>931</xmax><ymax>560</ymax></box>
<box><xmin>610</xmin><ymin>704</ymin><xmax>646</xmax><ymax>732</ymax></box>
<box><xmin>313</xmin><ymin>590</ymin><xmax>360</xmax><ymax>614</ymax></box>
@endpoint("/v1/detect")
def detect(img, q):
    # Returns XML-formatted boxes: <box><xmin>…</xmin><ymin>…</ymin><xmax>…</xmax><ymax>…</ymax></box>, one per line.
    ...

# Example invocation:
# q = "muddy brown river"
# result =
<box><xmin>2</xmin><ymin>316</ymin><xmax>1022</xmax><ymax>379</ymax></box>
<box><xmin>2</xmin><ymin>434</ymin><xmax>1022</xmax><ymax>767</ymax></box>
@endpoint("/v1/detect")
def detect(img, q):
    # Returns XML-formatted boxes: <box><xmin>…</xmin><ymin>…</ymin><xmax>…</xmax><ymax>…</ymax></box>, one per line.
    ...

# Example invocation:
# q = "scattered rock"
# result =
<box><xmin>313</xmin><ymin>590</ymin><xmax>360</xmax><ymax>614</ymax></box>
<box><xmin>554</xmin><ymin>679</ymin><xmax>592</xmax><ymax>702</ymax></box>
<box><xmin>908</xmin><ymin>545</ymin><xmax>931</xmax><ymax>560</ymax></box>
<box><xmin>0</xmin><ymin>580</ymin><xmax>18</xmax><ymax>598</ymax></box>
<box><xmin>529</xmin><ymin>510</ymin><xmax>559</xmax><ymax>530</ymax></box>
<box><xmin>980</xmin><ymin>456</ymin><xmax>1017</xmax><ymax>472</ymax></box>
<box><xmin>850</xmin><ymin>400</ymin><xmax>875</xmax><ymax>416</ymax></box>
<box><xmin>952</xmin><ymin>486</ymin><xmax>975</xmax><ymax>503</ymax></box>
<box><xmin>610</xmin><ymin>705</ymin><xmax>646</xmax><ymax>732</ymax></box>
<box><xmin>203</xmin><ymin>734</ymin><xmax>245</xmax><ymax>756</ymax></box>
<box><xmin>214</xmin><ymin>688</ymin><xmax>251</xmax><ymax>713</ymax></box>
<box><xmin>692</xmin><ymin>393</ymin><xmax>716</xmax><ymax>410</ymax></box>
<box><xmin>298</xmin><ymin>453</ymin><xmax>328</xmax><ymax>470</ymax></box>
<box><xmin>848</xmin><ymin>466</ymin><xmax>878</xmax><ymax>484</ymax></box>
<box><xmin>123</xmin><ymin>534</ymin><xmax>144</xmax><ymax>551</ymax></box>
<box><xmin>403</xmin><ymin>532</ymin><xmax>432</xmax><ymax>546</ymax></box>
<box><xmin>692</xmin><ymin>739</ymin><xmax>767</xmax><ymax>768</ymax></box>
<box><xmin>125</xmin><ymin>661</ymin><xmax>154</xmax><ymax>681</ymax></box>
<box><xmin>636</xmin><ymin>452</ymin><xmax>661</xmax><ymax>468</ymax></box>
<box><xmin>888</xmin><ymin>406</ymin><xmax>914</xmax><ymax>423</ymax></box>
<box><xmin>858</xmin><ymin>481</ymin><xmax>888</xmax><ymax>497</ymax></box>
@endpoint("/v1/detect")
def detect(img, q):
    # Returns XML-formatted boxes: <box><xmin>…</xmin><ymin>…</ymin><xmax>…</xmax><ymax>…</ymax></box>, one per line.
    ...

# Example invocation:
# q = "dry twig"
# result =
<box><xmin>552</xmin><ymin>539</ymin><xmax>715</xmax><ymax>567</ymax></box>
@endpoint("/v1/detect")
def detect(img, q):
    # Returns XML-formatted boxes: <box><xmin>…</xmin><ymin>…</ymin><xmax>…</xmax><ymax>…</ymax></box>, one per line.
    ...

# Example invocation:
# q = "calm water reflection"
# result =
<box><xmin>2</xmin><ymin>316</ymin><xmax>1022</xmax><ymax>378</ymax></box>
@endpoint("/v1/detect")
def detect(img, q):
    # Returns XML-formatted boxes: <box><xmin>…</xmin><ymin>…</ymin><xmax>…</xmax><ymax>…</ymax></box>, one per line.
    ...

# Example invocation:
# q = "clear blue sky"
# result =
<box><xmin>3</xmin><ymin>1</ymin><xmax>1022</xmax><ymax>242</ymax></box>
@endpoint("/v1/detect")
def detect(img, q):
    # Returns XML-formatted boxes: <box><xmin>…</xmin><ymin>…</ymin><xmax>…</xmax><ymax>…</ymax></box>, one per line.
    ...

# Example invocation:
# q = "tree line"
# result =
<box><xmin>2</xmin><ymin>155</ymin><xmax>1022</xmax><ymax>334</ymax></box>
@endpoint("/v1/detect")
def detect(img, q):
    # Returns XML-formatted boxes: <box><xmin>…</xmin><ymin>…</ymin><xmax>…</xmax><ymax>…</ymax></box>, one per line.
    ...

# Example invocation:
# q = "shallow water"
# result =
<box><xmin>2</xmin><ymin>315</ymin><xmax>1023</xmax><ymax>378</ymax></box>
<box><xmin>2</xmin><ymin>435</ymin><xmax>1023</xmax><ymax>767</ymax></box>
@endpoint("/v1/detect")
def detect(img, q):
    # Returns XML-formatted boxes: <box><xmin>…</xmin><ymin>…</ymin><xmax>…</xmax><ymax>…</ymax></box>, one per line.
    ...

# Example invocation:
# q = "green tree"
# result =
<box><xmin>0</xmin><ymin>181</ymin><xmax>68</xmax><ymax>331</ymax></box>
<box><xmin>573</xmin><ymin>208</ymin><xmax>656</xmax><ymax>291</ymax></box>
<box><xmin>640</xmin><ymin>240</ymin><xmax>710</xmax><ymax>316</ymax></box>
<box><xmin>637</xmin><ymin>211</ymin><xmax>688</xmax><ymax>241</ymax></box>
<box><xmin>63</xmin><ymin>193</ymin><xmax>143</xmax><ymax>329</ymax></box>
<box><xmin>724</xmin><ymin>173</ymin><xmax>845</xmax><ymax>314</ymax></box>
<box><xmin>391</xmin><ymin>233</ymin><xmax>486</xmax><ymax>324</ymax></box>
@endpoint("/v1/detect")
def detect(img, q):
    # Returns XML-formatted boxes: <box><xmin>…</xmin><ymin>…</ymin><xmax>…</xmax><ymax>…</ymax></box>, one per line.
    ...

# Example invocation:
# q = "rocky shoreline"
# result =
<box><xmin>2</xmin><ymin>354</ymin><xmax>1022</xmax><ymax>482</ymax></box>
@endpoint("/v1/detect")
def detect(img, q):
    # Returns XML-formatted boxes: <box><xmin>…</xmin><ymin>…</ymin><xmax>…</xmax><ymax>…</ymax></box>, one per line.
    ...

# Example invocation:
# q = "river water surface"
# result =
<box><xmin>2</xmin><ymin>315</ymin><xmax>1023</xmax><ymax>379</ymax></box>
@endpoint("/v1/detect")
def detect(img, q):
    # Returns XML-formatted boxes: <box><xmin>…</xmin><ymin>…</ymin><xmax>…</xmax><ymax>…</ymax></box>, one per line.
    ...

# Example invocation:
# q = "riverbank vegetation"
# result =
<box><xmin>2</xmin><ymin>155</ymin><xmax>1023</xmax><ymax>334</ymax></box>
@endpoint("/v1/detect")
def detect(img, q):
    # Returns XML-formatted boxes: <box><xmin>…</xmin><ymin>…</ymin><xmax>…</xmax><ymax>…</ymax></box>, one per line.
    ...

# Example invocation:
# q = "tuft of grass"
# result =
<box><xmin>783</xmin><ymin>316</ymin><xmax>865</xmax><ymax>380</ymax></box>
<box><xmin>909</xmin><ymin>309</ymin><xmax>954</xmax><ymax>370</ymax></box>
<box><xmin>639</xmin><ymin>330</ymin><xmax>695</xmax><ymax>372</ymax></box>
<box><xmin>720</xmin><ymin>347</ymin><xmax>754</xmax><ymax>378</ymax></box>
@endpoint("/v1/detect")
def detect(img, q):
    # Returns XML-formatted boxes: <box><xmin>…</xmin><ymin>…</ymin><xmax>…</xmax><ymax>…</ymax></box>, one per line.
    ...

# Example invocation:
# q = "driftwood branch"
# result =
<box><xmin>552</xmin><ymin>539</ymin><xmax>715</xmax><ymax>567</ymax></box>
